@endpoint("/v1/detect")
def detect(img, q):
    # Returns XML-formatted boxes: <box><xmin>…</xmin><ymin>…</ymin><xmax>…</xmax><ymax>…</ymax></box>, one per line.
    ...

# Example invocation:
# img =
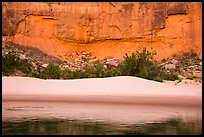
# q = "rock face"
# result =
<box><xmin>2</xmin><ymin>2</ymin><xmax>202</xmax><ymax>61</ymax></box>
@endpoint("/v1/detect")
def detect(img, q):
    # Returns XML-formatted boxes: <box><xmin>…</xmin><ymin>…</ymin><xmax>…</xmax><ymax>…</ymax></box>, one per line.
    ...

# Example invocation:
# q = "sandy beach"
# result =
<box><xmin>2</xmin><ymin>76</ymin><xmax>202</xmax><ymax>106</ymax></box>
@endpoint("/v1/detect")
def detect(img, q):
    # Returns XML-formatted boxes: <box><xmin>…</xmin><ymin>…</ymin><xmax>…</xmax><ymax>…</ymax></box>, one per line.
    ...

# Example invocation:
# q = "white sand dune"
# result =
<box><xmin>2</xmin><ymin>76</ymin><xmax>202</xmax><ymax>106</ymax></box>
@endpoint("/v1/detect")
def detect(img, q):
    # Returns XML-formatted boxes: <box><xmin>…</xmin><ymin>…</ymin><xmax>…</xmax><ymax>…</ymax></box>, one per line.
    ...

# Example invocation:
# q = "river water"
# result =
<box><xmin>2</xmin><ymin>101</ymin><xmax>202</xmax><ymax>135</ymax></box>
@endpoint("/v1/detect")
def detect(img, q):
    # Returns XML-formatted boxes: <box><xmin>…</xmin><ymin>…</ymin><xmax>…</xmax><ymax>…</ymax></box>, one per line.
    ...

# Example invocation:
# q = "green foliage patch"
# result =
<box><xmin>2</xmin><ymin>51</ymin><xmax>31</xmax><ymax>76</ymax></box>
<box><xmin>37</xmin><ymin>64</ymin><xmax>61</xmax><ymax>79</ymax></box>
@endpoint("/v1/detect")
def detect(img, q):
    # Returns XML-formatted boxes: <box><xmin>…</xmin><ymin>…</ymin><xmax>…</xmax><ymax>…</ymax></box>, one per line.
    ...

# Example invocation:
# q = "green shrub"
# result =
<box><xmin>118</xmin><ymin>48</ymin><xmax>179</xmax><ymax>82</ymax></box>
<box><xmin>61</xmin><ymin>69</ymin><xmax>87</xmax><ymax>79</ymax></box>
<box><xmin>69</xmin><ymin>70</ymin><xmax>83</xmax><ymax>79</ymax></box>
<box><xmin>82</xmin><ymin>60</ymin><xmax>105</xmax><ymax>78</ymax></box>
<box><xmin>2</xmin><ymin>51</ymin><xmax>31</xmax><ymax>76</ymax></box>
<box><xmin>119</xmin><ymin>52</ymin><xmax>137</xmax><ymax>76</ymax></box>
<box><xmin>104</xmin><ymin>68</ymin><xmax>122</xmax><ymax>77</ymax></box>
<box><xmin>24</xmin><ymin>72</ymin><xmax>38</xmax><ymax>77</ymax></box>
<box><xmin>152</xmin><ymin>77</ymin><xmax>163</xmax><ymax>82</ymax></box>
<box><xmin>60</xmin><ymin>69</ymin><xmax>72</xmax><ymax>79</ymax></box>
<box><xmin>186</xmin><ymin>75</ymin><xmax>197</xmax><ymax>80</ymax></box>
<box><xmin>38</xmin><ymin>64</ymin><xmax>61</xmax><ymax>79</ymax></box>
<box><xmin>118</xmin><ymin>48</ymin><xmax>161</xmax><ymax>80</ymax></box>
<box><xmin>163</xmin><ymin>72</ymin><xmax>179</xmax><ymax>81</ymax></box>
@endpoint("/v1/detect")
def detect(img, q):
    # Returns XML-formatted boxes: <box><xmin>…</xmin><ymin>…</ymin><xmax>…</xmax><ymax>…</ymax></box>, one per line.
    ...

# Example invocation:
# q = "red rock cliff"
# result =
<box><xmin>2</xmin><ymin>2</ymin><xmax>202</xmax><ymax>60</ymax></box>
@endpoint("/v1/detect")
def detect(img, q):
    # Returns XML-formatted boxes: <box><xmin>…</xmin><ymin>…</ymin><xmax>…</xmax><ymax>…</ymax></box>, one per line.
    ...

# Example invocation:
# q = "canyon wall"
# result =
<box><xmin>2</xmin><ymin>2</ymin><xmax>202</xmax><ymax>60</ymax></box>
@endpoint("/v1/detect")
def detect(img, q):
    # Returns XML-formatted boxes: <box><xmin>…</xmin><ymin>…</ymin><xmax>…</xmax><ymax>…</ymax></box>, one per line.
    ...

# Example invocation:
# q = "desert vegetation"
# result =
<box><xmin>2</xmin><ymin>47</ymin><xmax>180</xmax><ymax>82</ymax></box>
<box><xmin>2</xmin><ymin>51</ymin><xmax>31</xmax><ymax>76</ymax></box>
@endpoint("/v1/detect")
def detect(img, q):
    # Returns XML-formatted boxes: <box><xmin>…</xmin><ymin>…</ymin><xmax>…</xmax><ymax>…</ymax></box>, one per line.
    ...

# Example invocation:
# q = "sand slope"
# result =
<box><xmin>2</xmin><ymin>76</ymin><xmax>202</xmax><ymax>106</ymax></box>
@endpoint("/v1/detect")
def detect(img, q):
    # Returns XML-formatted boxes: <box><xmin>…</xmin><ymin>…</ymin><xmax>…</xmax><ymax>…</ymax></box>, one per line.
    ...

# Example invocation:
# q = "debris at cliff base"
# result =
<box><xmin>158</xmin><ymin>50</ymin><xmax>202</xmax><ymax>84</ymax></box>
<box><xmin>2</xmin><ymin>41</ymin><xmax>63</xmax><ymax>65</ymax></box>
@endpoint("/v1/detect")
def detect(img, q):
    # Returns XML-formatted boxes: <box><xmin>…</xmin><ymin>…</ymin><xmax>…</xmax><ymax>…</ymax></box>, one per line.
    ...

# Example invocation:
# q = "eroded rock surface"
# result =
<box><xmin>2</xmin><ymin>2</ymin><xmax>202</xmax><ymax>61</ymax></box>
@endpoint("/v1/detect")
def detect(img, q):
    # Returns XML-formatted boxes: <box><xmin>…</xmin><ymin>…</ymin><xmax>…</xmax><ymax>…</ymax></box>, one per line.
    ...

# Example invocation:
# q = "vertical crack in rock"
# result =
<box><xmin>47</xmin><ymin>2</ymin><xmax>54</xmax><ymax>16</ymax></box>
<box><xmin>152</xmin><ymin>2</ymin><xmax>168</xmax><ymax>30</ymax></box>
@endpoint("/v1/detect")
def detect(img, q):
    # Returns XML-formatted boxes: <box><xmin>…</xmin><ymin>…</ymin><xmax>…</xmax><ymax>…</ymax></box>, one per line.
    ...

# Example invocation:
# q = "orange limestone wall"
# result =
<box><xmin>2</xmin><ymin>2</ymin><xmax>202</xmax><ymax>60</ymax></box>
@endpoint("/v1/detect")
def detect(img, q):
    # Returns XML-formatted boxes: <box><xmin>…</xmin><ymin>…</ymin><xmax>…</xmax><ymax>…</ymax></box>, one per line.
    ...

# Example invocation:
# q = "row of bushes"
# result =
<box><xmin>33</xmin><ymin>48</ymin><xmax>178</xmax><ymax>82</ymax></box>
<box><xmin>2</xmin><ymin>48</ymin><xmax>179</xmax><ymax>82</ymax></box>
<box><xmin>36</xmin><ymin>61</ymin><xmax>122</xmax><ymax>80</ymax></box>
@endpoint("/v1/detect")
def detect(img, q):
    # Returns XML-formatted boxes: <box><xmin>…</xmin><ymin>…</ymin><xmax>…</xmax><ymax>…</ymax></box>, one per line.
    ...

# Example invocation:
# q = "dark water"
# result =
<box><xmin>2</xmin><ymin>117</ymin><xmax>202</xmax><ymax>135</ymax></box>
<box><xmin>2</xmin><ymin>101</ymin><xmax>202</xmax><ymax>135</ymax></box>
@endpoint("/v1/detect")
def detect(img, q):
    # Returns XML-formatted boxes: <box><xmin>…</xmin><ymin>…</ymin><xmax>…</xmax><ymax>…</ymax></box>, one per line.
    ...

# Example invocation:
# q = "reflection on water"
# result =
<box><xmin>2</xmin><ymin>101</ymin><xmax>202</xmax><ymax>135</ymax></box>
<box><xmin>2</xmin><ymin>117</ymin><xmax>202</xmax><ymax>135</ymax></box>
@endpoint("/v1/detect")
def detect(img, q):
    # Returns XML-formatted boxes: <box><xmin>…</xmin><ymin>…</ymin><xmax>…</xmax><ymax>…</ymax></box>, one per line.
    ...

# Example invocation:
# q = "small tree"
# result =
<box><xmin>39</xmin><ymin>64</ymin><xmax>61</xmax><ymax>79</ymax></box>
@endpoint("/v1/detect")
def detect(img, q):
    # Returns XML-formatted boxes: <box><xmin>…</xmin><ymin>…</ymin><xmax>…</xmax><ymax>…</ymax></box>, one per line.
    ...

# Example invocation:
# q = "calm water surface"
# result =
<box><xmin>2</xmin><ymin>101</ymin><xmax>202</xmax><ymax>135</ymax></box>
